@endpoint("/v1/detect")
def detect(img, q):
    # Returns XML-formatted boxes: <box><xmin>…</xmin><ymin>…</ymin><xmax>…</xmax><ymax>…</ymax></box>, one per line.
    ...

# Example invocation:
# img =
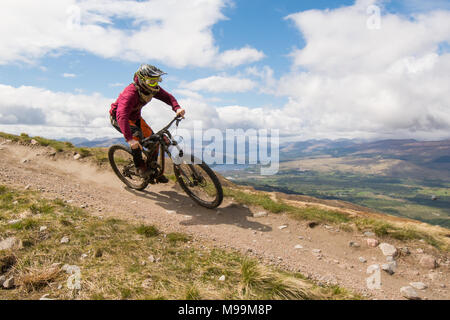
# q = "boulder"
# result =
<box><xmin>366</xmin><ymin>238</ymin><xmax>379</xmax><ymax>247</ymax></box>
<box><xmin>0</xmin><ymin>237</ymin><xmax>23</xmax><ymax>251</ymax></box>
<box><xmin>253</xmin><ymin>211</ymin><xmax>268</xmax><ymax>218</ymax></box>
<box><xmin>363</xmin><ymin>231</ymin><xmax>376</xmax><ymax>237</ymax></box>
<box><xmin>349</xmin><ymin>241</ymin><xmax>360</xmax><ymax>248</ymax></box>
<box><xmin>386</xmin><ymin>255</ymin><xmax>395</xmax><ymax>263</ymax></box>
<box><xmin>381</xmin><ymin>261</ymin><xmax>397</xmax><ymax>275</ymax></box>
<box><xmin>2</xmin><ymin>276</ymin><xmax>15</xmax><ymax>289</ymax></box>
<box><xmin>419</xmin><ymin>255</ymin><xmax>437</xmax><ymax>269</ymax></box>
<box><xmin>60</xmin><ymin>236</ymin><xmax>70</xmax><ymax>244</ymax></box>
<box><xmin>410</xmin><ymin>282</ymin><xmax>427</xmax><ymax>290</ymax></box>
<box><xmin>379</xmin><ymin>243</ymin><xmax>397</xmax><ymax>257</ymax></box>
<box><xmin>400</xmin><ymin>286</ymin><xmax>420</xmax><ymax>300</ymax></box>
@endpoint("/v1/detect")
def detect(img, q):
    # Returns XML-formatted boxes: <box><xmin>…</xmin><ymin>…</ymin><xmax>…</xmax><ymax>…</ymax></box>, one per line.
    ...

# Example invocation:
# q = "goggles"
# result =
<box><xmin>142</xmin><ymin>76</ymin><xmax>162</xmax><ymax>87</ymax></box>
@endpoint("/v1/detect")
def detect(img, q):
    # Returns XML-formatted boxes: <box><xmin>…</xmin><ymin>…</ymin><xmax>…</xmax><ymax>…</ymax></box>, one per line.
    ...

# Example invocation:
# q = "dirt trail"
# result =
<box><xmin>0</xmin><ymin>140</ymin><xmax>448</xmax><ymax>300</ymax></box>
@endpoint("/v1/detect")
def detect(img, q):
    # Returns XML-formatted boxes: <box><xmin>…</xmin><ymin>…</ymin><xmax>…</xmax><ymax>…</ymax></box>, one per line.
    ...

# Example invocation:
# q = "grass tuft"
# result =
<box><xmin>239</xmin><ymin>259</ymin><xmax>312</xmax><ymax>300</ymax></box>
<box><xmin>29</xmin><ymin>202</ymin><xmax>54</xmax><ymax>215</ymax></box>
<box><xmin>19</xmin><ymin>266</ymin><xmax>62</xmax><ymax>292</ymax></box>
<box><xmin>136</xmin><ymin>225</ymin><xmax>159</xmax><ymax>238</ymax></box>
<box><xmin>167</xmin><ymin>232</ymin><xmax>191</xmax><ymax>244</ymax></box>
<box><xmin>184</xmin><ymin>285</ymin><xmax>201</xmax><ymax>300</ymax></box>
<box><xmin>9</xmin><ymin>218</ymin><xmax>38</xmax><ymax>230</ymax></box>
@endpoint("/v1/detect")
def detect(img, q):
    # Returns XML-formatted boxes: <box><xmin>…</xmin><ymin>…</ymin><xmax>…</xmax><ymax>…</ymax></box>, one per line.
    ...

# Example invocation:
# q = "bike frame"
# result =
<box><xmin>140</xmin><ymin>116</ymin><xmax>185</xmax><ymax>179</ymax></box>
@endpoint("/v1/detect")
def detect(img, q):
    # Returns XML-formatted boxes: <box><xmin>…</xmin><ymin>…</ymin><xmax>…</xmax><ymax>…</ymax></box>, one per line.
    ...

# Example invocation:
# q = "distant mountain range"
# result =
<box><xmin>217</xmin><ymin>138</ymin><xmax>450</xmax><ymax>228</ymax></box>
<box><xmin>280</xmin><ymin>138</ymin><xmax>450</xmax><ymax>161</ymax></box>
<box><xmin>280</xmin><ymin>139</ymin><xmax>450</xmax><ymax>180</ymax></box>
<box><xmin>59</xmin><ymin>136</ymin><xmax>127</xmax><ymax>148</ymax></box>
<box><xmin>64</xmin><ymin>136</ymin><xmax>450</xmax><ymax>173</ymax></box>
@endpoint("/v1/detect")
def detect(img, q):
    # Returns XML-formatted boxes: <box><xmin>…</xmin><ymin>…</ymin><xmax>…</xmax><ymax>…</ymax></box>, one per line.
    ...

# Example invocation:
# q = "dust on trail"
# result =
<box><xmin>0</xmin><ymin>140</ymin><xmax>449</xmax><ymax>300</ymax></box>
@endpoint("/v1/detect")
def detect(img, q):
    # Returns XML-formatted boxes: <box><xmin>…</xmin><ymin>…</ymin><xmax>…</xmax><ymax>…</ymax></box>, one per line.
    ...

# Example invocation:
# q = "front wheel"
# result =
<box><xmin>173</xmin><ymin>155</ymin><xmax>223</xmax><ymax>209</ymax></box>
<box><xmin>108</xmin><ymin>144</ymin><xmax>149</xmax><ymax>190</ymax></box>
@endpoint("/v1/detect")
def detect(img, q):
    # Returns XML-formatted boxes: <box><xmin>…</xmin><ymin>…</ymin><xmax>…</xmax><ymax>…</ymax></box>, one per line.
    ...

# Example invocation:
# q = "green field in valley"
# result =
<box><xmin>225</xmin><ymin>169</ymin><xmax>450</xmax><ymax>228</ymax></box>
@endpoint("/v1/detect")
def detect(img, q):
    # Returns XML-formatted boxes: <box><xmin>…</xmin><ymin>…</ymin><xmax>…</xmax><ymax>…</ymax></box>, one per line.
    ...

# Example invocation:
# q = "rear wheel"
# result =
<box><xmin>108</xmin><ymin>144</ymin><xmax>149</xmax><ymax>190</ymax></box>
<box><xmin>174</xmin><ymin>155</ymin><xmax>223</xmax><ymax>209</ymax></box>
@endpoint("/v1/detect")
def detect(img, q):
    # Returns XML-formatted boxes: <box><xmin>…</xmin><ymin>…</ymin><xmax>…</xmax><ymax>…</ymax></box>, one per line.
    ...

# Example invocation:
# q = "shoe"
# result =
<box><xmin>137</xmin><ymin>164</ymin><xmax>152</xmax><ymax>179</ymax></box>
<box><xmin>156</xmin><ymin>175</ymin><xmax>169</xmax><ymax>183</ymax></box>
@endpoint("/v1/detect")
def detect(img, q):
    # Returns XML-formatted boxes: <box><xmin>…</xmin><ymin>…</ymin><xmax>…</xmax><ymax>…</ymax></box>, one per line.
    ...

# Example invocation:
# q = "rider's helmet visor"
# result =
<box><xmin>143</xmin><ymin>76</ymin><xmax>162</xmax><ymax>87</ymax></box>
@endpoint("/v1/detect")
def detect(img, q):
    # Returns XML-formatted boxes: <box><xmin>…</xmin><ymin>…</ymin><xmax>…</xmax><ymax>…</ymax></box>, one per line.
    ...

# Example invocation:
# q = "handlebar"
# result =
<box><xmin>161</xmin><ymin>115</ymin><xmax>184</xmax><ymax>132</ymax></box>
<box><xmin>141</xmin><ymin>116</ymin><xmax>184</xmax><ymax>146</ymax></box>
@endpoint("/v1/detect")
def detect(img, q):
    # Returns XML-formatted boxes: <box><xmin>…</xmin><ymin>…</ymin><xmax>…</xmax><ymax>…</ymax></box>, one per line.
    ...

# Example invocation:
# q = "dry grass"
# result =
<box><xmin>223</xmin><ymin>186</ymin><xmax>449</xmax><ymax>252</ymax></box>
<box><xmin>0</xmin><ymin>184</ymin><xmax>359</xmax><ymax>300</ymax></box>
<box><xmin>19</xmin><ymin>265</ymin><xmax>62</xmax><ymax>292</ymax></box>
<box><xmin>238</xmin><ymin>259</ymin><xmax>313</xmax><ymax>300</ymax></box>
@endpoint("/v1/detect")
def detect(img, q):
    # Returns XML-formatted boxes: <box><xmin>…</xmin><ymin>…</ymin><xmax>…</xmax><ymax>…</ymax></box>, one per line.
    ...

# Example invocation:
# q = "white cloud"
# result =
<box><xmin>217</xmin><ymin>46</ymin><xmax>266</xmax><ymax>68</ymax></box>
<box><xmin>182</xmin><ymin>75</ymin><xmax>257</xmax><ymax>93</ymax></box>
<box><xmin>0</xmin><ymin>83</ymin><xmax>222</xmax><ymax>140</ymax></box>
<box><xmin>1</xmin><ymin>1</ymin><xmax>449</xmax><ymax>142</ymax></box>
<box><xmin>275</xmin><ymin>1</ymin><xmax>450</xmax><ymax>140</ymax></box>
<box><xmin>0</xmin><ymin>84</ymin><xmax>113</xmax><ymax>138</ymax></box>
<box><xmin>62</xmin><ymin>73</ymin><xmax>76</xmax><ymax>78</ymax></box>
<box><xmin>172</xmin><ymin>89</ymin><xmax>204</xmax><ymax>100</ymax></box>
<box><xmin>0</xmin><ymin>82</ymin><xmax>280</xmax><ymax>140</ymax></box>
<box><xmin>0</xmin><ymin>0</ymin><xmax>264</xmax><ymax>69</ymax></box>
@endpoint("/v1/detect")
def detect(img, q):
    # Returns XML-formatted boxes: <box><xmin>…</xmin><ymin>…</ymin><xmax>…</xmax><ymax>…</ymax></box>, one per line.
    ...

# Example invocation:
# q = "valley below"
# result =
<box><xmin>217</xmin><ymin>139</ymin><xmax>450</xmax><ymax>228</ymax></box>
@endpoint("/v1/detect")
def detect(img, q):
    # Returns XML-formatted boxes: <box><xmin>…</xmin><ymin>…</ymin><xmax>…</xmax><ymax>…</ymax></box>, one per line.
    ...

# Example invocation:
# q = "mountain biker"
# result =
<box><xmin>109</xmin><ymin>64</ymin><xmax>185</xmax><ymax>182</ymax></box>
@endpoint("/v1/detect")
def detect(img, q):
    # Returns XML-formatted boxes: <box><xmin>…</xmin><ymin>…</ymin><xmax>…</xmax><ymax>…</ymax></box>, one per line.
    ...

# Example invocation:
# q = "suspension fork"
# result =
<box><xmin>177</xmin><ymin>162</ymin><xmax>203</xmax><ymax>186</ymax></box>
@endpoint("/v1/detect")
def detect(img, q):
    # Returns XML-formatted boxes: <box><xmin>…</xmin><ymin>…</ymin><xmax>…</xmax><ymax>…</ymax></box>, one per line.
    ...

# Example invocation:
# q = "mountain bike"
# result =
<box><xmin>108</xmin><ymin>116</ymin><xmax>223</xmax><ymax>209</ymax></box>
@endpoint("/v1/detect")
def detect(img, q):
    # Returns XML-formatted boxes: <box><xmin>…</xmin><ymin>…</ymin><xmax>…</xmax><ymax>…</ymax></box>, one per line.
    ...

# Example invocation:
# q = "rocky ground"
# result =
<box><xmin>0</xmin><ymin>138</ymin><xmax>449</xmax><ymax>300</ymax></box>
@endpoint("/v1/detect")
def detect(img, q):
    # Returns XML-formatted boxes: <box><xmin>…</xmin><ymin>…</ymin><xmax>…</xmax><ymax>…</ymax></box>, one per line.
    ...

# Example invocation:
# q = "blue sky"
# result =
<box><xmin>1</xmin><ymin>0</ymin><xmax>357</xmax><ymax>104</ymax></box>
<box><xmin>0</xmin><ymin>0</ymin><xmax>449</xmax><ymax>141</ymax></box>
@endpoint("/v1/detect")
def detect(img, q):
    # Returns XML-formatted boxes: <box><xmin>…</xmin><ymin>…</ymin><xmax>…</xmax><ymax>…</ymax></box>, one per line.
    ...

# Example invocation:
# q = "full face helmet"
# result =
<box><xmin>134</xmin><ymin>64</ymin><xmax>167</xmax><ymax>94</ymax></box>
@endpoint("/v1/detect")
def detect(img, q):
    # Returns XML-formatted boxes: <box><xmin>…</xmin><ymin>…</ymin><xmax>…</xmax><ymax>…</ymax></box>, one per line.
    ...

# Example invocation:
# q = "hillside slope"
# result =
<box><xmin>0</xmin><ymin>137</ymin><xmax>449</xmax><ymax>300</ymax></box>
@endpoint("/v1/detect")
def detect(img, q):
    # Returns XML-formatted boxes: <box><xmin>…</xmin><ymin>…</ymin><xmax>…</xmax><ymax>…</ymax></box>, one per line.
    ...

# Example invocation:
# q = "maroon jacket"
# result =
<box><xmin>110</xmin><ymin>80</ymin><xmax>180</xmax><ymax>141</ymax></box>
